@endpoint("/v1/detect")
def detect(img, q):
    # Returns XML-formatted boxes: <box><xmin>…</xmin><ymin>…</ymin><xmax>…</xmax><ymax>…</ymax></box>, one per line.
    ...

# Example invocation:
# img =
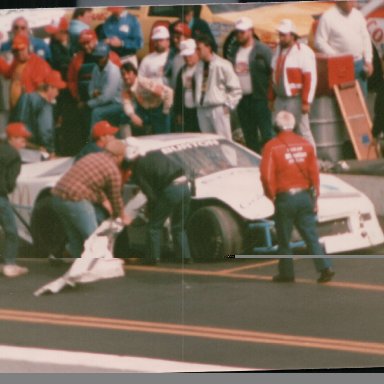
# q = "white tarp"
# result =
<box><xmin>34</xmin><ymin>219</ymin><xmax>125</xmax><ymax>296</ymax></box>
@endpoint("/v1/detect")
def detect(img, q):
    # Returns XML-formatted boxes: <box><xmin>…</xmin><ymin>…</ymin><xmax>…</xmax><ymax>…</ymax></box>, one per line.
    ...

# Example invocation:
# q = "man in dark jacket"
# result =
<box><xmin>0</xmin><ymin>123</ymin><xmax>31</xmax><ymax>278</ymax></box>
<box><xmin>228</xmin><ymin>17</ymin><xmax>274</xmax><ymax>153</ymax></box>
<box><xmin>125</xmin><ymin>140</ymin><xmax>192</xmax><ymax>265</ymax></box>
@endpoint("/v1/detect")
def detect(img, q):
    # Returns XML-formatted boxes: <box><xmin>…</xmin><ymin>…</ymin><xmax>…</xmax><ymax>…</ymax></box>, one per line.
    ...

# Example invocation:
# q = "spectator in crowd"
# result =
<box><xmin>268</xmin><ymin>19</ymin><xmax>317</xmax><ymax>149</ymax></box>
<box><xmin>125</xmin><ymin>138</ymin><xmax>193</xmax><ymax>265</ymax></box>
<box><xmin>173</xmin><ymin>38</ymin><xmax>199</xmax><ymax>133</ymax></box>
<box><xmin>194</xmin><ymin>34</ymin><xmax>242</xmax><ymax>140</ymax></box>
<box><xmin>86</xmin><ymin>42</ymin><xmax>123</xmax><ymax>131</ymax></box>
<box><xmin>260</xmin><ymin>111</ymin><xmax>335</xmax><ymax>283</ymax></box>
<box><xmin>168</xmin><ymin>22</ymin><xmax>192</xmax><ymax>90</ymax></box>
<box><xmin>68</xmin><ymin>29</ymin><xmax>121</xmax><ymax>105</ymax></box>
<box><xmin>0</xmin><ymin>122</ymin><xmax>31</xmax><ymax>278</ymax></box>
<box><xmin>370</xmin><ymin>45</ymin><xmax>384</xmax><ymax>141</ymax></box>
<box><xmin>69</xmin><ymin>8</ymin><xmax>93</xmax><ymax>54</ymax></box>
<box><xmin>172</xmin><ymin>5</ymin><xmax>217</xmax><ymax>53</ymax></box>
<box><xmin>315</xmin><ymin>0</ymin><xmax>373</xmax><ymax>96</ymax></box>
<box><xmin>51</xmin><ymin>140</ymin><xmax>130</xmax><ymax>259</ymax></box>
<box><xmin>121</xmin><ymin>62</ymin><xmax>173</xmax><ymax>136</ymax></box>
<box><xmin>12</xmin><ymin>70</ymin><xmax>66</xmax><ymax>155</ymax></box>
<box><xmin>1</xmin><ymin>16</ymin><xmax>51</xmax><ymax>61</ymax></box>
<box><xmin>75</xmin><ymin>120</ymin><xmax>119</xmax><ymax>161</ymax></box>
<box><xmin>228</xmin><ymin>16</ymin><xmax>273</xmax><ymax>153</ymax></box>
<box><xmin>138</xmin><ymin>26</ymin><xmax>173</xmax><ymax>133</ymax></box>
<box><xmin>45</xmin><ymin>16</ymin><xmax>74</xmax><ymax>156</ymax></box>
<box><xmin>45</xmin><ymin>16</ymin><xmax>71</xmax><ymax>81</ymax></box>
<box><xmin>96</xmin><ymin>6</ymin><xmax>143</xmax><ymax>68</ymax></box>
<box><xmin>5</xmin><ymin>35</ymin><xmax>52</xmax><ymax>113</ymax></box>
<box><xmin>67</xmin><ymin>29</ymin><xmax>120</xmax><ymax>148</ymax></box>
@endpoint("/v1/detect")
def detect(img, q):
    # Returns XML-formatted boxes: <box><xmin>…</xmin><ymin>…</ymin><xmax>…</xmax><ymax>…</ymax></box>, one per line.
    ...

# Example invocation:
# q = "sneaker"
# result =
<box><xmin>317</xmin><ymin>268</ymin><xmax>335</xmax><ymax>283</ymax></box>
<box><xmin>272</xmin><ymin>274</ymin><xmax>295</xmax><ymax>283</ymax></box>
<box><xmin>3</xmin><ymin>265</ymin><xmax>29</xmax><ymax>278</ymax></box>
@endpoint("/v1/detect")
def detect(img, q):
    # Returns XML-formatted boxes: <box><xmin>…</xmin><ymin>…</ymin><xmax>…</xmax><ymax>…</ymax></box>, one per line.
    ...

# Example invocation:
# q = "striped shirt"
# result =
<box><xmin>52</xmin><ymin>152</ymin><xmax>123</xmax><ymax>217</ymax></box>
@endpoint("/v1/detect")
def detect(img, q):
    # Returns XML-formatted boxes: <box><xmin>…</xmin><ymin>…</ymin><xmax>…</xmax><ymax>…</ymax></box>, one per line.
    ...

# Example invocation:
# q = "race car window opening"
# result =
<box><xmin>163</xmin><ymin>140</ymin><xmax>260</xmax><ymax>177</ymax></box>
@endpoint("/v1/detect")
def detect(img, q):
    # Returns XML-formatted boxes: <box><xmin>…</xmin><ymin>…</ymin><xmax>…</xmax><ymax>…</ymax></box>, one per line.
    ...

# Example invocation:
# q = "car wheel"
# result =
<box><xmin>187</xmin><ymin>206</ymin><xmax>244</xmax><ymax>261</ymax></box>
<box><xmin>30</xmin><ymin>195</ymin><xmax>66</xmax><ymax>258</ymax></box>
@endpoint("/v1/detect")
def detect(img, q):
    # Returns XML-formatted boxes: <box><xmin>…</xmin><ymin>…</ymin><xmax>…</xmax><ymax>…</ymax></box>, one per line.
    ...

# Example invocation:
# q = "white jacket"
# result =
<box><xmin>194</xmin><ymin>53</ymin><xmax>242</xmax><ymax>110</ymax></box>
<box><xmin>269</xmin><ymin>42</ymin><xmax>317</xmax><ymax>105</ymax></box>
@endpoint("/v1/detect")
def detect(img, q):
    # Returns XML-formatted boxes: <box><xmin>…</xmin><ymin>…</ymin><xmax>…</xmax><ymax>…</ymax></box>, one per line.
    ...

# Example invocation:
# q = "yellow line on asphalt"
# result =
<box><xmin>124</xmin><ymin>265</ymin><xmax>384</xmax><ymax>292</ymax></box>
<box><xmin>1</xmin><ymin>309</ymin><xmax>384</xmax><ymax>356</ymax></box>
<box><xmin>218</xmin><ymin>260</ymin><xmax>278</xmax><ymax>274</ymax></box>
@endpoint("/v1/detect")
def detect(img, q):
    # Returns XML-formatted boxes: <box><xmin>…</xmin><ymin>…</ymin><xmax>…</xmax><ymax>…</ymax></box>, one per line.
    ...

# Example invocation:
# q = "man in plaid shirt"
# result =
<box><xmin>51</xmin><ymin>140</ymin><xmax>130</xmax><ymax>258</ymax></box>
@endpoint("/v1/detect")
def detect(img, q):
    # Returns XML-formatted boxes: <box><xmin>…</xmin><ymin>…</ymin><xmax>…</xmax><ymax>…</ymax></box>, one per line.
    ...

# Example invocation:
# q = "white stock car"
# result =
<box><xmin>9</xmin><ymin>133</ymin><xmax>384</xmax><ymax>260</ymax></box>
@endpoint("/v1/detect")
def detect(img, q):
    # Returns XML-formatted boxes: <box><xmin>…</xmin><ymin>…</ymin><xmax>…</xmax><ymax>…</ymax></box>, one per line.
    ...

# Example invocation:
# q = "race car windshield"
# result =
<box><xmin>161</xmin><ymin>139</ymin><xmax>260</xmax><ymax>177</ymax></box>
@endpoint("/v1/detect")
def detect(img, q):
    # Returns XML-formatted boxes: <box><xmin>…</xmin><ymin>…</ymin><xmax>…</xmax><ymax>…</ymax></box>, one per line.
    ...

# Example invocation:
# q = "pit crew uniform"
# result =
<box><xmin>260</xmin><ymin>128</ymin><xmax>333</xmax><ymax>281</ymax></box>
<box><xmin>269</xmin><ymin>42</ymin><xmax>317</xmax><ymax>149</ymax></box>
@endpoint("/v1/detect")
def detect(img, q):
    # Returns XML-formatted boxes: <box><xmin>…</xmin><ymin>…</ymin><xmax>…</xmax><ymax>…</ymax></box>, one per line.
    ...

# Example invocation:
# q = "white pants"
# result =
<box><xmin>275</xmin><ymin>96</ymin><xmax>316</xmax><ymax>150</ymax></box>
<box><xmin>197</xmin><ymin>105</ymin><xmax>232</xmax><ymax>140</ymax></box>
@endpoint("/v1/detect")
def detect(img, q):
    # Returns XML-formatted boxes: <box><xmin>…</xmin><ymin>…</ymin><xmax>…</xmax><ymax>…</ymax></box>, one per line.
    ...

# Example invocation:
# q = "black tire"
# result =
<box><xmin>30</xmin><ymin>195</ymin><xmax>66</xmax><ymax>258</ymax></box>
<box><xmin>187</xmin><ymin>206</ymin><xmax>244</xmax><ymax>261</ymax></box>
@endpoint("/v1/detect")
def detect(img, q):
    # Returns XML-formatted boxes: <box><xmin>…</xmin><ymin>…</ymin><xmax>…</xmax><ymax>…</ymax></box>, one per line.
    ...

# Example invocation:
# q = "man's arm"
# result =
<box><xmin>223</xmin><ymin>60</ymin><xmax>242</xmax><ymax>110</ymax></box>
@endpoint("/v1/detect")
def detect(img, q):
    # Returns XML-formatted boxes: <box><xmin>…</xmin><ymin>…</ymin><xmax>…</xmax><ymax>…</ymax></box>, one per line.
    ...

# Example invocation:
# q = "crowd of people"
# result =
<box><xmin>0</xmin><ymin>1</ymin><xmax>381</xmax><ymax>280</ymax></box>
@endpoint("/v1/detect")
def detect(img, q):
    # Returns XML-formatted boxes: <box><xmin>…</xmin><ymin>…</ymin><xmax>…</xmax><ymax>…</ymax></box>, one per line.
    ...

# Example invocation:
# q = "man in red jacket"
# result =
<box><xmin>260</xmin><ymin>110</ymin><xmax>335</xmax><ymax>283</ymax></box>
<box><xmin>6</xmin><ymin>34</ymin><xmax>51</xmax><ymax>111</ymax></box>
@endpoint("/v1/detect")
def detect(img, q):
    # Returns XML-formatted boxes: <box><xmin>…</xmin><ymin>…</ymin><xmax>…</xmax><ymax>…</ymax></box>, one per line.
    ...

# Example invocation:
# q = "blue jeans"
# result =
<box><xmin>0</xmin><ymin>196</ymin><xmax>19</xmax><ymax>265</ymax></box>
<box><xmin>136</xmin><ymin>104</ymin><xmax>171</xmax><ymax>134</ymax></box>
<box><xmin>274</xmin><ymin>190</ymin><xmax>331</xmax><ymax>278</ymax></box>
<box><xmin>354</xmin><ymin>59</ymin><xmax>368</xmax><ymax>97</ymax></box>
<box><xmin>237</xmin><ymin>95</ymin><xmax>274</xmax><ymax>153</ymax></box>
<box><xmin>147</xmin><ymin>183</ymin><xmax>191</xmax><ymax>262</ymax></box>
<box><xmin>90</xmin><ymin>102</ymin><xmax>124</xmax><ymax>137</ymax></box>
<box><xmin>50</xmin><ymin>196</ymin><xmax>103</xmax><ymax>258</ymax></box>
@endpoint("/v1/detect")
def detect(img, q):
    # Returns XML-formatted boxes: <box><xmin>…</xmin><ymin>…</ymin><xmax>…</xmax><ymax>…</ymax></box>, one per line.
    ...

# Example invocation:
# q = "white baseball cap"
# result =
<box><xmin>277</xmin><ymin>19</ymin><xmax>297</xmax><ymax>35</ymax></box>
<box><xmin>235</xmin><ymin>16</ymin><xmax>253</xmax><ymax>31</ymax></box>
<box><xmin>275</xmin><ymin>111</ymin><xmax>295</xmax><ymax>131</ymax></box>
<box><xmin>180</xmin><ymin>39</ymin><xmax>196</xmax><ymax>56</ymax></box>
<box><xmin>151</xmin><ymin>25</ymin><xmax>170</xmax><ymax>40</ymax></box>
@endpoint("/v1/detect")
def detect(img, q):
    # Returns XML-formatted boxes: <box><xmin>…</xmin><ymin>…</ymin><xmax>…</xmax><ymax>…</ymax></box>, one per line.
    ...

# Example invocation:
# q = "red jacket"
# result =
<box><xmin>260</xmin><ymin>131</ymin><xmax>320</xmax><ymax>200</ymax></box>
<box><xmin>67</xmin><ymin>51</ymin><xmax>121</xmax><ymax>100</ymax></box>
<box><xmin>6</xmin><ymin>53</ymin><xmax>51</xmax><ymax>93</ymax></box>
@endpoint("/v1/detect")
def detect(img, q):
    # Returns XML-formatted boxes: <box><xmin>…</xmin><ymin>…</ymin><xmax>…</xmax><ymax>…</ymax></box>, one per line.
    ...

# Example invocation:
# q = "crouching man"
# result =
<box><xmin>51</xmin><ymin>140</ymin><xmax>131</xmax><ymax>258</ymax></box>
<box><xmin>260</xmin><ymin>111</ymin><xmax>335</xmax><ymax>283</ymax></box>
<box><xmin>124</xmin><ymin>138</ymin><xmax>192</xmax><ymax>265</ymax></box>
<box><xmin>0</xmin><ymin>123</ymin><xmax>31</xmax><ymax>277</ymax></box>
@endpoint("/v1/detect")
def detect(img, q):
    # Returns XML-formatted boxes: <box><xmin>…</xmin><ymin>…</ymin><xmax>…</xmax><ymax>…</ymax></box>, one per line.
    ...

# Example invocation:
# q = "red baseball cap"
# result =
<box><xmin>173</xmin><ymin>22</ymin><xmax>192</xmax><ymax>38</ymax></box>
<box><xmin>79</xmin><ymin>29</ymin><xmax>97</xmax><ymax>44</ymax></box>
<box><xmin>6</xmin><ymin>122</ymin><xmax>31</xmax><ymax>138</ymax></box>
<box><xmin>92</xmin><ymin>121</ymin><xmax>119</xmax><ymax>139</ymax></box>
<box><xmin>12</xmin><ymin>34</ymin><xmax>29</xmax><ymax>51</ymax></box>
<box><xmin>45</xmin><ymin>16</ymin><xmax>69</xmax><ymax>35</ymax></box>
<box><xmin>45</xmin><ymin>70</ymin><xmax>66</xmax><ymax>89</ymax></box>
<box><xmin>107</xmin><ymin>7</ymin><xmax>125</xmax><ymax>13</ymax></box>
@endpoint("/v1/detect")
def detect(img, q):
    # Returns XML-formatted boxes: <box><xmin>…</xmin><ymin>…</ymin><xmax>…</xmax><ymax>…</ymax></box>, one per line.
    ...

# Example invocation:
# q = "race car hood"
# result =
<box><xmin>195</xmin><ymin>168</ymin><xmax>274</xmax><ymax>220</ymax></box>
<box><xmin>194</xmin><ymin>168</ymin><xmax>372</xmax><ymax>221</ymax></box>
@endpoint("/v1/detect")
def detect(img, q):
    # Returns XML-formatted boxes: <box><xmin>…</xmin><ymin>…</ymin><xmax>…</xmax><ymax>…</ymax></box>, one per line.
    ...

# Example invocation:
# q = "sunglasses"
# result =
<box><xmin>13</xmin><ymin>25</ymin><xmax>27</xmax><ymax>30</ymax></box>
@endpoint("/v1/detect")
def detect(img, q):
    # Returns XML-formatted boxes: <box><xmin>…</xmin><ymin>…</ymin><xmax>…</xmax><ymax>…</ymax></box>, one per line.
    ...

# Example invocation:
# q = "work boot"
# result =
<box><xmin>317</xmin><ymin>268</ymin><xmax>335</xmax><ymax>283</ymax></box>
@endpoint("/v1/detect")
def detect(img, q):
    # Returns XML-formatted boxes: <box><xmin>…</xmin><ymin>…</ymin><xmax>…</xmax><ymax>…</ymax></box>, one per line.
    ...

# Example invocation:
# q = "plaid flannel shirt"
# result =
<box><xmin>52</xmin><ymin>152</ymin><xmax>123</xmax><ymax>217</ymax></box>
